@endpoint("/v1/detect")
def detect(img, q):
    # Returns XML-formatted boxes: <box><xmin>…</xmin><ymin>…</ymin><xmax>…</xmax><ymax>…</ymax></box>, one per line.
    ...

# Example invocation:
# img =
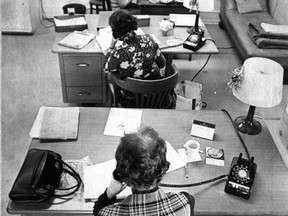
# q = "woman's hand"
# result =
<box><xmin>106</xmin><ymin>177</ymin><xmax>127</xmax><ymax>199</ymax></box>
<box><xmin>110</xmin><ymin>37</ymin><xmax>118</xmax><ymax>49</ymax></box>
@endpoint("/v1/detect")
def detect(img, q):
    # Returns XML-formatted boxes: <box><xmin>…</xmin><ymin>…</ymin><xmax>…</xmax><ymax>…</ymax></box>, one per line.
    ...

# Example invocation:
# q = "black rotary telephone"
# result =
<box><xmin>224</xmin><ymin>153</ymin><xmax>257</xmax><ymax>199</ymax></box>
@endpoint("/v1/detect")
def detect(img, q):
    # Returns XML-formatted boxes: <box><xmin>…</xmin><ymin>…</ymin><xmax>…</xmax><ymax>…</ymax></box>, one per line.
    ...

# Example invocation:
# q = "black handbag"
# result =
<box><xmin>9</xmin><ymin>148</ymin><xmax>82</xmax><ymax>202</ymax></box>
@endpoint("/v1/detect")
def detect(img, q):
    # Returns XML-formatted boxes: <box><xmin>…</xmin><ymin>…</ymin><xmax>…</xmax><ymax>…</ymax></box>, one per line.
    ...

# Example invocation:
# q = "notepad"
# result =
<box><xmin>58</xmin><ymin>30</ymin><xmax>95</xmax><ymax>49</ymax></box>
<box><xmin>29</xmin><ymin>106</ymin><xmax>80</xmax><ymax>140</ymax></box>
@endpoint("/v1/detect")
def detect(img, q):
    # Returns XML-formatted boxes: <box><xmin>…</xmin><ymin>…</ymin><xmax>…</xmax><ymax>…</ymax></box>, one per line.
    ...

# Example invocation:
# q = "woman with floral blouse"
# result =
<box><xmin>105</xmin><ymin>9</ymin><xmax>166</xmax><ymax>80</ymax></box>
<box><xmin>105</xmin><ymin>9</ymin><xmax>175</xmax><ymax>108</ymax></box>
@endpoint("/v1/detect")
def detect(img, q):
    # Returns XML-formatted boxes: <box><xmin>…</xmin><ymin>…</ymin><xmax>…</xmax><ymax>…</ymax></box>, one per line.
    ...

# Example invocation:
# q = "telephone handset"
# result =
<box><xmin>224</xmin><ymin>153</ymin><xmax>257</xmax><ymax>199</ymax></box>
<box><xmin>113</xmin><ymin>169</ymin><xmax>123</xmax><ymax>182</ymax></box>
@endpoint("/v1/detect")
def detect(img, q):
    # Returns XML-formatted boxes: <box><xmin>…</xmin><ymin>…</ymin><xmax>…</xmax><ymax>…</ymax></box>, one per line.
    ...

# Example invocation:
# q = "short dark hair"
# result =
<box><xmin>115</xmin><ymin>126</ymin><xmax>170</xmax><ymax>188</ymax></box>
<box><xmin>109</xmin><ymin>9</ymin><xmax>138</xmax><ymax>39</ymax></box>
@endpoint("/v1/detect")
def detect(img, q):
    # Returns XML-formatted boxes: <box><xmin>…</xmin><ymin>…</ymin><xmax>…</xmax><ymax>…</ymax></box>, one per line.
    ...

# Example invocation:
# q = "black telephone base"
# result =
<box><xmin>224</xmin><ymin>153</ymin><xmax>257</xmax><ymax>199</ymax></box>
<box><xmin>183</xmin><ymin>36</ymin><xmax>206</xmax><ymax>52</ymax></box>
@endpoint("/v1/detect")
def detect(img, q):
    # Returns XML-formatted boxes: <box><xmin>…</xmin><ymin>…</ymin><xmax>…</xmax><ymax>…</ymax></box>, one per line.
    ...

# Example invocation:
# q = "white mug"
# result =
<box><xmin>184</xmin><ymin>140</ymin><xmax>200</xmax><ymax>160</ymax></box>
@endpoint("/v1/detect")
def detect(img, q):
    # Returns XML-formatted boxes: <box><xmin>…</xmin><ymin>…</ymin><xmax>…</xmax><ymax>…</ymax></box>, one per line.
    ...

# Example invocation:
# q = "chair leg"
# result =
<box><xmin>90</xmin><ymin>4</ymin><xmax>93</xmax><ymax>14</ymax></box>
<box><xmin>96</xmin><ymin>5</ymin><xmax>99</xmax><ymax>14</ymax></box>
<box><xmin>188</xmin><ymin>54</ymin><xmax>192</xmax><ymax>61</ymax></box>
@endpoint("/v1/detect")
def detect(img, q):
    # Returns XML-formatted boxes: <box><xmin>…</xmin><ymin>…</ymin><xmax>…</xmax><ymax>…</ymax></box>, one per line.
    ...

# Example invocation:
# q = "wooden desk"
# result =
<box><xmin>7</xmin><ymin>108</ymin><xmax>288</xmax><ymax>215</ymax></box>
<box><xmin>139</xmin><ymin>0</ymin><xmax>189</xmax><ymax>15</ymax></box>
<box><xmin>52</xmin><ymin>15</ymin><xmax>218</xmax><ymax>104</ymax></box>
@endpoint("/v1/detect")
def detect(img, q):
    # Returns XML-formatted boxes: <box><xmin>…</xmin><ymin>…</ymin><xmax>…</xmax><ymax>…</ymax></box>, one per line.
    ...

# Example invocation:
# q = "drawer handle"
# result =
<box><xmin>76</xmin><ymin>63</ymin><xmax>90</xmax><ymax>67</ymax></box>
<box><xmin>78</xmin><ymin>91</ymin><xmax>92</xmax><ymax>96</ymax></box>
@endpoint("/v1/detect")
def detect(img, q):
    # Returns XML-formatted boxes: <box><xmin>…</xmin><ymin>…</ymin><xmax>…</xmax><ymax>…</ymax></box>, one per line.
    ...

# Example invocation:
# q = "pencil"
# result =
<box><xmin>185</xmin><ymin>165</ymin><xmax>188</xmax><ymax>178</ymax></box>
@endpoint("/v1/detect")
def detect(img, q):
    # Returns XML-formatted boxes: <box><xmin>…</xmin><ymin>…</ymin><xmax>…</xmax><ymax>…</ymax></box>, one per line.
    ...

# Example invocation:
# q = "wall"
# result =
<box><xmin>41</xmin><ymin>0</ymin><xmax>220</xmax><ymax>17</ymax></box>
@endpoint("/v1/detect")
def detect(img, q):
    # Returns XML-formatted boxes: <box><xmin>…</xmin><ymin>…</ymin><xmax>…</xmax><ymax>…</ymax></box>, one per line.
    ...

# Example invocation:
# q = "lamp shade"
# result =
<box><xmin>233</xmin><ymin>57</ymin><xmax>283</xmax><ymax>108</ymax></box>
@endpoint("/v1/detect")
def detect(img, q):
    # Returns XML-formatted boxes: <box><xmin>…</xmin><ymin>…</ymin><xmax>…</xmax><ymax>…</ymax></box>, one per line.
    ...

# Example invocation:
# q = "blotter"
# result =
<box><xmin>29</xmin><ymin>106</ymin><xmax>80</xmax><ymax>140</ymax></box>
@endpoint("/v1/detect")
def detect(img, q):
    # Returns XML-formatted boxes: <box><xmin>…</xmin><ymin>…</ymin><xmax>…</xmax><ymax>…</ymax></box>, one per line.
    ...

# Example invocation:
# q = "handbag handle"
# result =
<box><xmin>40</xmin><ymin>159</ymin><xmax>83</xmax><ymax>198</ymax></box>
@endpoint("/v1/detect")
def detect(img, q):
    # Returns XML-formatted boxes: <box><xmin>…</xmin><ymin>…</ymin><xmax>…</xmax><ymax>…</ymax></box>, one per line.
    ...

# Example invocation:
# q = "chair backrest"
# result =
<box><xmin>63</xmin><ymin>4</ymin><xmax>86</xmax><ymax>15</ymax></box>
<box><xmin>109</xmin><ymin>63</ymin><xmax>179</xmax><ymax>108</ymax></box>
<box><xmin>105</xmin><ymin>0</ymin><xmax>112</xmax><ymax>11</ymax></box>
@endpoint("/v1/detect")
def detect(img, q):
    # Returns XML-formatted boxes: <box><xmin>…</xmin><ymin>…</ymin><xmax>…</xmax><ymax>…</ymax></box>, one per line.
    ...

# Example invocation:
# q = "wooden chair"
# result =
<box><xmin>62</xmin><ymin>4</ymin><xmax>86</xmax><ymax>15</ymax></box>
<box><xmin>89</xmin><ymin>0</ymin><xmax>112</xmax><ymax>14</ymax></box>
<box><xmin>107</xmin><ymin>63</ymin><xmax>179</xmax><ymax>109</ymax></box>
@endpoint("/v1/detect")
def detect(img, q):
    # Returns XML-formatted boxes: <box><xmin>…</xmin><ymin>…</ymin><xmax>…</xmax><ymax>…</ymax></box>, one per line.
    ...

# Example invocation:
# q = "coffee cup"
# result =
<box><xmin>184</xmin><ymin>140</ymin><xmax>200</xmax><ymax>160</ymax></box>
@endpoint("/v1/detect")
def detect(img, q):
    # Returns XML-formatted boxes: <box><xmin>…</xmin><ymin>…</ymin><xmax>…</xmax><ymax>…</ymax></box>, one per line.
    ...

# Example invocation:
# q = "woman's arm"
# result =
<box><xmin>93</xmin><ymin>178</ymin><xmax>126</xmax><ymax>215</ymax></box>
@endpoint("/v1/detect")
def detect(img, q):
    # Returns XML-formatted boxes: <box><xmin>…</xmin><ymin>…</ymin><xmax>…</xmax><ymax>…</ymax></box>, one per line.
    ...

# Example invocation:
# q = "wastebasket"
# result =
<box><xmin>62</xmin><ymin>4</ymin><xmax>87</xmax><ymax>15</ymax></box>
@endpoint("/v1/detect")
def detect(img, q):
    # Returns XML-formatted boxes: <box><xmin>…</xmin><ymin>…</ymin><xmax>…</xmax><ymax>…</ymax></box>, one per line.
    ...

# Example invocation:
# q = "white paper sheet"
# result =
<box><xmin>103</xmin><ymin>108</ymin><xmax>142</xmax><ymax>136</ymax></box>
<box><xmin>54</xmin><ymin>16</ymin><xmax>87</xmax><ymax>27</ymax></box>
<box><xmin>169</xmin><ymin>14</ymin><xmax>204</xmax><ymax>27</ymax></box>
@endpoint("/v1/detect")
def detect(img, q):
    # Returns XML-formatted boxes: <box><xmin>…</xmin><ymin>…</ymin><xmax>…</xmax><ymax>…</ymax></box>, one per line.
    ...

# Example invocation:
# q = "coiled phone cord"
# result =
<box><xmin>159</xmin><ymin>174</ymin><xmax>228</xmax><ymax>188</ymax></box>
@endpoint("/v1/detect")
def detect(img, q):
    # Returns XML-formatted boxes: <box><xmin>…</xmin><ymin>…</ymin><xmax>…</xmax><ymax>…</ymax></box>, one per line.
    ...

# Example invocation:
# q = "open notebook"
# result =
<box><xmin>83</xmin><ymin>141</ymin><xmax>186</xmax><ymax>200</ymax></box>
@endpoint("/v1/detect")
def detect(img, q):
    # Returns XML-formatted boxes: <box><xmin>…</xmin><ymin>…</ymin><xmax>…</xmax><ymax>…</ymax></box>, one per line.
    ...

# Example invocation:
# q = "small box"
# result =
<box><xmin>135</xmin><ymin>15</ymin><xmax>150</xmax><ymax>27</ymax></box>
<box><xmin>54</xmin><ymin>15</ymin><xmax>88</xmax><ymax>32</ymax></box>
<box><xmin>190</xmin><ymin>120</ymin><xmax>215</xmax><ymax>140</ymax></box>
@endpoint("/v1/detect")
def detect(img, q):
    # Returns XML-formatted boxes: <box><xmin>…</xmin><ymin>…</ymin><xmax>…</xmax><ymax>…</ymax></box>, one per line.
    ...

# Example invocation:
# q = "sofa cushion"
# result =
<box><xmin>235</xmin><ymin>0</ymin><xmax>263</xmax><ymax>14</ymax></box>
<box><xmin>223</xmin><ymin>0</ymin><xmax>268</xmax><ymax>12</ymax></box>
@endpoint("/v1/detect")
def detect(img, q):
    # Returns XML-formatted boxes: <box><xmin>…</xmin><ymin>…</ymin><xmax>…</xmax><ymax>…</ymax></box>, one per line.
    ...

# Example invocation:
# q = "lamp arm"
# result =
<box><xmin>245</xmin><ymin>105</ymin><xmax>256</xmax><ymax>123</ymax></box>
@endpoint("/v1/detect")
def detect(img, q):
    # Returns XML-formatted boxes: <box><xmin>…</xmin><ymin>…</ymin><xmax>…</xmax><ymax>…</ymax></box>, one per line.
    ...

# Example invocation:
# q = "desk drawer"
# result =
<box><xmin>63</xmin><ymin>55</ymin><xmax>102</xmax><ymax>86</ymax></box>
<box><xmin>66</xmin><ymin>87</ymin><xmax>103</xmax><ymax>102</ymax></box>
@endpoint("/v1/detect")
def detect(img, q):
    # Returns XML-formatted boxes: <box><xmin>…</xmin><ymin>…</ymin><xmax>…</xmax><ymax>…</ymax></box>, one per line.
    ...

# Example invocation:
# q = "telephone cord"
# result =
<box><xmin>159</xmin><ymin>174</ymin><xmax>228</xmax><ymax>188</ymax></box>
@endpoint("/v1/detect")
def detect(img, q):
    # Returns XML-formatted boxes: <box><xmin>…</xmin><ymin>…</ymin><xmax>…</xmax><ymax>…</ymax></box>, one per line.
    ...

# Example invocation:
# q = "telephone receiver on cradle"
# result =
<box><xmin>224</xmin><ymin>153</ymin><xmax>257</xmax><ymax>199</ymax></box>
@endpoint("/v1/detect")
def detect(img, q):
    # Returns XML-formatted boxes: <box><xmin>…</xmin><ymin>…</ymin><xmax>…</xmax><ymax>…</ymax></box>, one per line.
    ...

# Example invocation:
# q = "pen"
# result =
<box><xmin>185</xmin><ymin>165</ymin><xmax>189</xmax><ymax>178</ymax></box>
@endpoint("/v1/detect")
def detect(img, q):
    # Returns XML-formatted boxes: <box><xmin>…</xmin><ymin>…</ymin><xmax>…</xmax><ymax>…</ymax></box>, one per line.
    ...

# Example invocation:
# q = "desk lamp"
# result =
<box><xmin>228</xmin><ymin>57</ymin><xmax>283</xmax><ymax>135</ymax></box>
<box><xmin>183</xmin><ymin>0</ymin><xmax>203</xmax><ymax>36</ymax></box>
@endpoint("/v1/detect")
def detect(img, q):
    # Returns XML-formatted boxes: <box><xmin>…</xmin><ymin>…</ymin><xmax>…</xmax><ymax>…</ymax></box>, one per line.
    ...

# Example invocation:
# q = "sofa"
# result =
<box><xmin>219</xmin><ymin>0</ymin><xmax>288</xmax><ymax>84</ymax></box>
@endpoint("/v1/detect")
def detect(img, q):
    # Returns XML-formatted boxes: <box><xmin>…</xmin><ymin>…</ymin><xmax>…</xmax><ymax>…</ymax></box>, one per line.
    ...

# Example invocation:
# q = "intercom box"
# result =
<box><xmin>54</xmin><ymin>15</ymin><xmax>88</xmax><ymax>32</ymax></box>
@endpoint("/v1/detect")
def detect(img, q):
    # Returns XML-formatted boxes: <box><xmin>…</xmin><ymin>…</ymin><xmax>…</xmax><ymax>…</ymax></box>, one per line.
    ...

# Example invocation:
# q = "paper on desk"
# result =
<box><xmin>169</xmin><ymin>14</ymin><xmax>204</xmax><ymax>27</ymax></box>
<box><xmin>29</xmin><ymin>106</ymin><xmax>80</xmax><ymax>140</ymax></box>
<box><xmin>58</xmin><ymin>30</ymin><xmax>95</xmax><ymax>49</ymax></box>
<box><xmin>177</xmin><ymin>148</ymin><xmax>202</xmax><ymax>163</ymax></box>
<box><xmin>103</xmin><ymin>108</ymin><xmax>142</xmax><ymax>136</ymax></box>
<box><xmin>83</xmin><ymin>141</ymin><xmax>185</xmax><ymax>200</ymax></box>
<box><xmin>83</xmin><ymin>159</ymin><xmax>132</xmax><ymax>200</ymax></box>
<box><xmin>96</xmin><ymin>26</ymin><xmax>145</xmax><ymax>53</ymax></box>
<box><xmin>54</xmin><ymin>16</ymin><xmax>87</xmax><ymax>27</ymax></box>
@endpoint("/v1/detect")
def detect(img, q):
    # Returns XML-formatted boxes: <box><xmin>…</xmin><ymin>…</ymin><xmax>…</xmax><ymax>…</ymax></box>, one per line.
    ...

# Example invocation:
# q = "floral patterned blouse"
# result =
<box><xmin>105</xmin><ymin>31</ymin><xmax>166</xmax><ymax>80</ymax></box>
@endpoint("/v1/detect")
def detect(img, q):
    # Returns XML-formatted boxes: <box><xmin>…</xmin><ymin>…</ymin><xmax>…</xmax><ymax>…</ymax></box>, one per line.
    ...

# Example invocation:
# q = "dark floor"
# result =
<box><xmin>2</xmin><ymin>20</ymin><xmax>287</xmax><ymax>216</ymax></box>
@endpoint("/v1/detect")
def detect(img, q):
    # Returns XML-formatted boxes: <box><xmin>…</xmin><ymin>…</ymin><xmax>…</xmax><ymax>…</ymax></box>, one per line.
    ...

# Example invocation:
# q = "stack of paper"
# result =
<box><xmin>58</xmin><ymin>30</ymin><xmax>95</xmax><ymax>49</ymax></box>
<box><xmin>54</xmin><ymin>16</ymin><xmax>87</xmax><ymax>27</ymax></box>
<box><xmin>29</xmin><ymin>106</ymin><xmax>80</xmax><ymax>140</ymax></box>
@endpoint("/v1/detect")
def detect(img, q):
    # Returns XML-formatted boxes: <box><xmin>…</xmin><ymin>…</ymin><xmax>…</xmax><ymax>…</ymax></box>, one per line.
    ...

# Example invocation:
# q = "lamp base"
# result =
<box><xmin>234</xmin><ymin>116</ymin><xmax>262</xmax><ymax>135</ymax></box>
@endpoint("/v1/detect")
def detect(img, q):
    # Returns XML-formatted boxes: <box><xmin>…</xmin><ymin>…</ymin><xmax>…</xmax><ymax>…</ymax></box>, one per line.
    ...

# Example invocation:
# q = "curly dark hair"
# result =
<box><xmin>109</xmin><ymin>9</ymin><xmax>138</xmax><ymax>39</ymax></box>
<box><xmin>115</xmin><ymin>126</ymin><xmax>170</xmax><ymax>188</ymax></box>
